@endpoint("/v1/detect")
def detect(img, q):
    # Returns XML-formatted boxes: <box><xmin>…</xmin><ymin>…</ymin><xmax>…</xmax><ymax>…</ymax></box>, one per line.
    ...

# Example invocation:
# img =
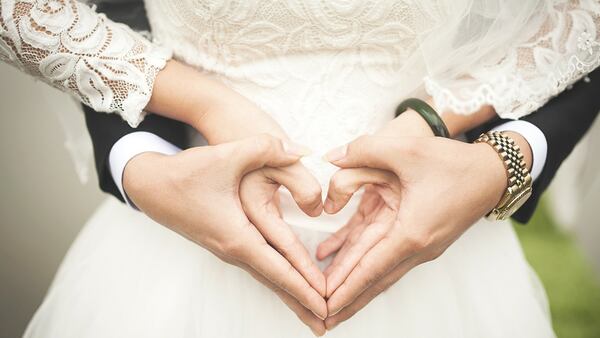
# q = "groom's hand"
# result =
<box><xmin>318</xmin><ymin>134</ymin><xmax>531</xmax><ymax>330</ymax></box>
<box><xmin>122</xmin><ymin>135</ymin><xmax>327</xmax><ymax>335</ymax></box>
<box><xmin>240</xmin><ymin>162</ymin><xmax>327</xmax><ymax>297</ymax></box>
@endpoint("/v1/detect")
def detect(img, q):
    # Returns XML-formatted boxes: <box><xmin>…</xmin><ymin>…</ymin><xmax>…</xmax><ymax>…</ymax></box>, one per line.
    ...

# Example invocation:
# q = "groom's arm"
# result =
<box><xmin>84</xmin><ymin>106</ymin><xmax>189</xmax><ymax>203</ymax></box>
<box><xmin>467</xmin><ymin>68</ymin><xmax>600</xmax><ymax>223</ymax></box>
<box><xmin>83</xmin><ymin>0</ymin><xmax>190</xmax><ymax>203</ymax></box>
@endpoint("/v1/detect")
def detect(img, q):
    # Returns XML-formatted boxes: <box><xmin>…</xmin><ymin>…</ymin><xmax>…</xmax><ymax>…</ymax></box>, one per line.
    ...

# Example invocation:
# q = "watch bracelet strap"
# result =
<box><xmin>475</xmin><ymin>131</ymin><xmax>532</xmax><ymax>220</ymax></box>
<box><xmin>395</xmin><ymin>98</ymin><xmax>450</xmax><ymax>138</ymax></box>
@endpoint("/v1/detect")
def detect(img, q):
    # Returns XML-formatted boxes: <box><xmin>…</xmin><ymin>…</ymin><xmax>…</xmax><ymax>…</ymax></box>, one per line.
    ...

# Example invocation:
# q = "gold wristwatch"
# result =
<box><xmin>475</xmin><ymin>131</ymin><xmax>533</xmax><ymax>221</ymax></box>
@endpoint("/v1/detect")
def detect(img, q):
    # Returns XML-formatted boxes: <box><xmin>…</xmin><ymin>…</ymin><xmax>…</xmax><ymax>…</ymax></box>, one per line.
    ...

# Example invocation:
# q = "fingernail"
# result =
<box><xmin>283</xmin><ymin>141</ymin><xmax>312</xmax><ymax>157</ymax></box>
<box><xmin>323</xmin><ymin>145</ymin><xmax>347</xmax><ymax>162</ymax></box>
<box><xmin>314</xmin><ymin>312</ymin><xmax>326</xmax><ymax>321</ymax></box>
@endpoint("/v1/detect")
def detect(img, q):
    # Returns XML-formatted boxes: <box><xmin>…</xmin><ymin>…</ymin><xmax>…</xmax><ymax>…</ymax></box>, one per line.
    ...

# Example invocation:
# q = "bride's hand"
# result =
<box><xmin>123</xmin><ymin>135</ymin><xmax>327</xmax><ymax>335</ymax></box>
<box><xmin>317</xmin><ymin>133</ymin><xmax>526</xmax><ymax>330</ymax></box>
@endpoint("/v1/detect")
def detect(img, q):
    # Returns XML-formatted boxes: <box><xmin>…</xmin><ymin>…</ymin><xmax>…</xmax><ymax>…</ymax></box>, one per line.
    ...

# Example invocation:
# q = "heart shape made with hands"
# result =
<box><xmin>239</xmin><ymin>134</ymin><xmax>494</xmax><ymax>332</ymax></box>
<box><xmin>238</xmin><ymin>143</ymin><xmax>404</xmax><ymax>331</ymax></box>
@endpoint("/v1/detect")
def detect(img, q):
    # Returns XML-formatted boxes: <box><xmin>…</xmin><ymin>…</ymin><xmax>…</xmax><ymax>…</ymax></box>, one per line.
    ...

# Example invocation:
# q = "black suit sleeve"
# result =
<box><xmin>466</xmin><ymin>68</ymin><xmax>600</xmax><ymax>223</ymax></box>
<box><xmin>83</xmin><ymin>107</ymin><xmax>189</xmax><ymax>203</ymax></box>
<box><xmin>83</xmin><ymin>1</ymin><xmax>189</xmax><ymax>202</ymax></box>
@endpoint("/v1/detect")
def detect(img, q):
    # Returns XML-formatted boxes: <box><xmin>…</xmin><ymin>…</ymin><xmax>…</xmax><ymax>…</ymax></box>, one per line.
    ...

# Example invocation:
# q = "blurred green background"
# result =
<box><xmin>516</xmin><ymin>199</ymin><xmax>600</xmax><ymax>338</ymax></box>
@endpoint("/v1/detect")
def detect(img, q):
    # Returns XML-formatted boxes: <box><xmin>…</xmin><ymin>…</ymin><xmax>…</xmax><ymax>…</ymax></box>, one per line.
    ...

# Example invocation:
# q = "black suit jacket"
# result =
<box><xmin>84</xmin><ymin>1</ymin><xmax>600</xmax><ymax>224</ymax></box>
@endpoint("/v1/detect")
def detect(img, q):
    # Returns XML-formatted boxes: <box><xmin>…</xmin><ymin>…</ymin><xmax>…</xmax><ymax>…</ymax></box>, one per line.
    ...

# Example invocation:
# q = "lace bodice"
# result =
<box><xmin>1</xmin><ymin>0</ymin><xmax>599</xmax><ymax>136</ymax></box>
<box><xmin>0</xmin><ymin>0</ymin><xmax>171</xmax><ymax>127</ymax></box>
<box><xmin>142</xmin><ymin>0</ymin><xmax>599</xmax><ymax>186</ymax></box>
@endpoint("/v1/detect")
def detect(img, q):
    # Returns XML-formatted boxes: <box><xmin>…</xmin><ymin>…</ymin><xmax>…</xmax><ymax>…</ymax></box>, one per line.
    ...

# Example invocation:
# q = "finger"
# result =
<box><xmin>248</xmin><ymin>207</ymin><xmax>327</xmax><ymax>297</ymax></box>
<box><xmin>264</xmin><ymin>164</ymin><xmax>323</xmax><ymax>216</ymax></box>
<box><xmin>324</xmin><ymin>167</ymin><xmax>397</xmax><ymax>214</ymax></box>
<box><xmin>327</xmin><ymin>236</ymin><xmax>414</xmax><ymax>316</ymax></box>
<box><xmin>324</xmin><ymin>135</ymin><xmax>408</xmax><ymax>171</ymax></box>
<box><xmin>316</xmin><ymin>211</ymin><xmax>363</xmax><ymax>261</ymax></box>
<box><xmin>325</xmin><ymin>255</ymin><xmax>422</xmax><ymax>330</ymax></box>
<box><xmin>219</xmin><ymin>134</ymin><xmax>310</xmax><ymax>175</ymax></box>
<box><xmin>244</xmin><ymin>240</ymin><xmax>328</xmax><ymax>320</ymax></box>
<box><xmin>322</xmin><ymin>224</ymin><xmax>366</xmax><ymax>277</ymax></box>
<box><xmin>240</xmin><ymin>262</ymin><xmax>326</xmax><ymax>336</ymax></box>
<box><xmin>324</xmin><ymin>222</ymin><xmax>391</xmax><ymax>298</ymax></box>
<box><xmin>317</xmin><ymin>189</ymin><xmax>383</xmax><ymax>260</ymax></box>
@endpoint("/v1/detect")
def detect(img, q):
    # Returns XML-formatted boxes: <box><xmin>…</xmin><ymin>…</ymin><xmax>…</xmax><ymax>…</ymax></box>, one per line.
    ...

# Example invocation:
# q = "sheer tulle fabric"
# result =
<box><xmin>420</xmin><ymin>0</ymin><xmax>600</xmax><ymax>119</ymax></box>
<box><xmin>25</xmin><ymin>198</ymin><xmax>555</xmax><ymax>338</ymax></box>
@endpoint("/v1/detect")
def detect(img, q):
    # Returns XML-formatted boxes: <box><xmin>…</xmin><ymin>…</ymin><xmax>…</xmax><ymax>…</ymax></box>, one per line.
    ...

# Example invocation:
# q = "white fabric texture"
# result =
<box><xmin>0</xmin><ymin>0</ymin><xmax>172</xmax><ymax>127</ymax></box>
<box><xmin>422</xmin><ymin>0</ymin><xmax>600</xmax><ymax>119</ymax></box>
<box><xmin>25</xmin><ymin>198</ymin><xmax>555</xmax><ymax>338</ymax></box>
<box><xmin>23</xmin><ymin>0</ymin><xmax>600</xmax><ymax>337</ymax></box>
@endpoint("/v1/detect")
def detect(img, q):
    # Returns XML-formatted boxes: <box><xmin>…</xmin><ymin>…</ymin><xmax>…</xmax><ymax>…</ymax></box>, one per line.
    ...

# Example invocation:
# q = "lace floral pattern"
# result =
<box><xmin>143</xmin><ymin>0</ymin><xmax>600</xmax><ymax>185</ymax></box>
<box><xmin>425</xmin><ymin>0</ymin><xmax>600</xmax><ymax>119</ymax></box>
<box><xmin>0</xmin><ymin>0</ymin><xmax>172</xmax><ymax>127</ymax></box>
<box><xmin>144</xmin><ymin>0</ymin><xmax>444</xmax><ymax>184</ymax></box>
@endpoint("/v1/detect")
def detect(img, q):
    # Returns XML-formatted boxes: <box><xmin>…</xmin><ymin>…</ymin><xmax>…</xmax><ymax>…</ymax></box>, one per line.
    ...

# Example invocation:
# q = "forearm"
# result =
<box><xmin>147</xmin><ymin>60</ymin><xmax>288</xmax><ymax>144</ymax></box>
<box><xmin>0</xmin><ymin>0</ymin><xmax>170</xmax><ymax>127</ymax></box>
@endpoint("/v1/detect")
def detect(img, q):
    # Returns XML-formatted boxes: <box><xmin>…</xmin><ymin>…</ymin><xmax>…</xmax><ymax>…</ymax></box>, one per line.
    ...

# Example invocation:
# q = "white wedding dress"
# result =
<box><xmin>1</xmin><ymin>1</ymin><xmax>599</xmax><ymax>337</ymax></box>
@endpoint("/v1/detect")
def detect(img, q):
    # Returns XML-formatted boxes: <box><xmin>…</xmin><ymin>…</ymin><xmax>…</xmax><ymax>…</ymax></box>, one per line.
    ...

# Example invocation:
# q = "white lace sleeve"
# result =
<box><xmin>424</xmin><ymin>0</ymin><xmax>600</xmax><ymax>120</ymax></box>
<box><xmin>0</xmin><ymin>0</ymin><xmax>172</xmax><ymax>127</ymax></box>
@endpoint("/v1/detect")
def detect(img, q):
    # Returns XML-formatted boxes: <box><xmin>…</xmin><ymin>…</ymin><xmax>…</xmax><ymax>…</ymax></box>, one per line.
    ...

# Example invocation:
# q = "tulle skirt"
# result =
<box><xmin>25</xmin><ymin>198</ymin><xmax>555</xmax><ymax>337</ymax></box>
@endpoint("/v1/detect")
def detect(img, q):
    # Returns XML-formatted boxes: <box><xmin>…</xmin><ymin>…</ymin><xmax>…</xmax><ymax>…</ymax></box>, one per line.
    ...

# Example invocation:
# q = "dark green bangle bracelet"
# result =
<box><xmin>395</xmin><ymin>98</ymin><xmax>450</xmax><ymax>138</ymax></box>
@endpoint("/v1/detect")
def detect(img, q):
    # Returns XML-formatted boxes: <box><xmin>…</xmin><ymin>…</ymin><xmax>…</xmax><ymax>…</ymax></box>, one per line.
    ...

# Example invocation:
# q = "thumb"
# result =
<box><xmin>219</xmin><ymin>134</ymin><xmax>310</xmax><ymax>176</ymax></box>
<box><xmin>323</xmin><ymin>135</ymin><xmax>400</xmax><ymax>172</ymax></box>
<box><xmin>324</xmin><ymin>167</ymin><xmax>398</xmax><ymax>214</ymax></box>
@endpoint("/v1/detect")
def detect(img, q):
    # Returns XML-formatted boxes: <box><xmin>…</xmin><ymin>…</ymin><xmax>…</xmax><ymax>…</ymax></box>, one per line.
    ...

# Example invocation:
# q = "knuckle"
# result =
<box><xmin>350</xmin><ymin>135</ymin><xmax>373</xmax><ymax>154</ymax></box>
<box><xmin>369</xmin><ymin>282</ymin><xmax>389</xmax><ymax>297</ymax></box>
<box><xmin>275</xmin><ymin>235</ymin><xmax>298</xmax><ymax>257</ymax></box>
<box><xmin>296</xmin><ymin>184</ymin><xmax>322</xmax><ymax>205</ymax></box>
<box><xmin>252</xmin><ymin>134</ymin><xmax>278</xmax><ymax>157</ymax></box>
<box><xmin>425</xmin><ymin>246</ymin><xmax>446</xmax><ymax>262</ymax></box>
<box><xmin>329</xmin><ymin>174</ymin><xmax>346</xmax><ymax>193</ymax></box>
<box><xmin>405</xmin><ymin>231</ymin><xmax>432</xmax><ymax>252</ymax></box>
<box><xmin>330</xmin><ymin>172</ymin><xmax>354</xmax><ymax>196</ymax></box>
<box><xmin>221</xmin><ymin>237</ymin><xmax>249</xmax><ymax>258</ymax></box>
<box><xmin>212</xmin><ymin>145</ymin><xmax>231</xmax><ymax>162</ymax></box>
<box><xmin>355</xmin><ymin>260</ymin><xmax>381</xmax><ymax>287</ymax></box>
<box><xmin>394</xmin><ymin>138</ymin><xmax>421</xmax><ymax>159</ymax></box>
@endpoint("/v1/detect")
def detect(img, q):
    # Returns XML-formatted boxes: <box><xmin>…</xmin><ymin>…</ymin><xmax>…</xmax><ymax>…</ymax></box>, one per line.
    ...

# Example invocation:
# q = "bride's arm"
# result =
<box><xmin>0</xmin><ymin>0</ymin><xmax>283</xmax><ymax>142</ymax></box>
<box><xmin>146</xmin><ymin>60</ymin><xmax>289</xmax><ymax>143</ymax></box>
<box><xmin>0</xmin><ymin>0</ymin><xmax>170</xmax><ymax>127</ymax></box>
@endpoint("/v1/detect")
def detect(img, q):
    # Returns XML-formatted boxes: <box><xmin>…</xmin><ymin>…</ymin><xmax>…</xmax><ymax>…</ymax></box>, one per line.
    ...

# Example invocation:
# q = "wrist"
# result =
<box><xmin>122</xmin><ymin>152</ymin><xmax>170</xmax><ymax>204</ymax></box>
<box><xmin>499</xmin><ymin>131</ymin><xmax>533</xmax><ymax>172</ymax></box>
<box><xmin>470</xmin><ymin>142</ymin><xmax>510</xmax><ymax>212</ymax></box>
<box><xmin>472</xmin><ymin>131</ymin><xmax>534</xmax><ymax>219</ymax></box>
<box><xmin>187</xmin><ymin>89</ymin><xmax>290</xmax><ymax>145</ymax></box>
<box><xmin>378</xmin><ymin>109</ymin><xmax>435</xmax><ymax>138</ymax></box>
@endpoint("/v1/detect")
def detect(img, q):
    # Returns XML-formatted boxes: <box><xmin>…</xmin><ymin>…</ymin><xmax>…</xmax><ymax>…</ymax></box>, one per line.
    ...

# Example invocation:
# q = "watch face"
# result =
<box><xmin>504</xmin><ymin>188</ymin><xmax>533</xmax><ymax>217</ymax></box>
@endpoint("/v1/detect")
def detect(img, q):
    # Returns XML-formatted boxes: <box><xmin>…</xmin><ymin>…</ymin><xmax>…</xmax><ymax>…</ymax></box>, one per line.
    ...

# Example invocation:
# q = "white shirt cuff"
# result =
<box><xmin>109</xmin><ymin>132</ymin><xmax>182</xmax><ymax>208</ymax></box>
<box><xmin>491</xmin><ymin>120</ymin><xmax>547</xmax><ymax>181</ymax></box>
